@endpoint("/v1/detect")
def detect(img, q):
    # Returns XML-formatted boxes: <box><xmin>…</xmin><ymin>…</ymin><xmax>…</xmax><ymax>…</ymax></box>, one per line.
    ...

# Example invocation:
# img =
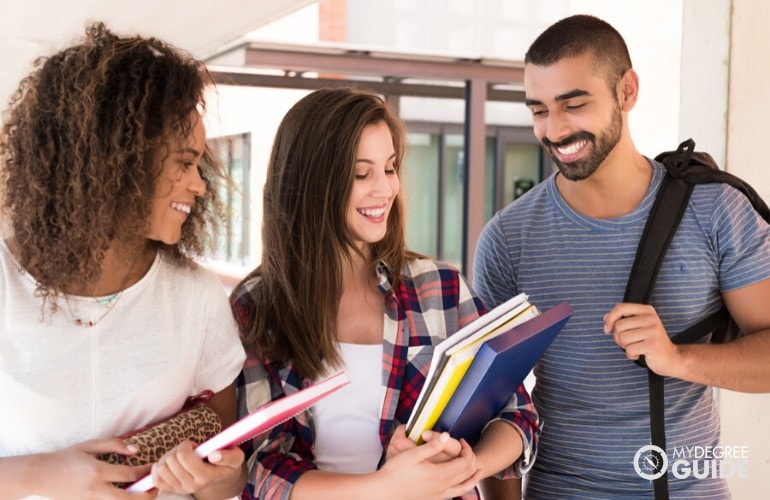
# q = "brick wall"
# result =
<box><xmin>319</xmin><ymin>0</ymin><xmax>346</xmax><ymax>42</ymax></box>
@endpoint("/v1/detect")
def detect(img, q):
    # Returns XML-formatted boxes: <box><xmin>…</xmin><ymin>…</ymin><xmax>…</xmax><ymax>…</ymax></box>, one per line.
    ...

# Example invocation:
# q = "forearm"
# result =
<box><xmin>472</xmin><ymin>421</ymin><xmax>523</xmax><ymax>479</ymax></box>
<box><xmin>476</xmin><ymin>421</ymin><xmax>528</xmax><ymax>500</ymax></box>
<box><xmin>0</xmin><ymin>454</ymin><xmax>44</xmax><ymax>499</ymax></box>
<box><xmin>671</xmin><ymin>330</ymin><xmax>770</xmax><ymax>392</ymax></box>
<box><xmin>290</xmin><ymin>469</ymin><xmax>385</xmax><ymax>500</ymax></box>
<box><xmin>194</xmin><ymin>463</ymin><xmax>248</xmax><ymax>500</ymax></box>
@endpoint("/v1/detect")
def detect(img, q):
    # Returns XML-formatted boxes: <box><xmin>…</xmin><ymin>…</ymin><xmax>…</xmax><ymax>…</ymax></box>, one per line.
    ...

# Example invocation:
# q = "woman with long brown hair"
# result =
<box><xmin>231</xmin><ymin>88</ymin><xmax>539</xmax><ymax>499</ymax></box>
<box><xmin>0</xmin><ymin>23</ymin><xmax>246</xmax><ymax>498</ymax></box>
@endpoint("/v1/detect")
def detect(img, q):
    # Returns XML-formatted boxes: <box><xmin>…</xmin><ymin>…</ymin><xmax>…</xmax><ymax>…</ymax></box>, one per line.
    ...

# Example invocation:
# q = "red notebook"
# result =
<box><xmin>126</xmin><ymin>370</ymin><xmax>350</xmax><ymax>492</ymax></box>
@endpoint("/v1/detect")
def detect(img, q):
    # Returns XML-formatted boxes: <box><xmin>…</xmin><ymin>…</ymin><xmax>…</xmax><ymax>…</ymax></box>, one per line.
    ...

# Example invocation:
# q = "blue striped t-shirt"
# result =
<box><xmin>472</xmin><ymin>159</ymin><xmax>770</xmax><ymax>499</ymax></box>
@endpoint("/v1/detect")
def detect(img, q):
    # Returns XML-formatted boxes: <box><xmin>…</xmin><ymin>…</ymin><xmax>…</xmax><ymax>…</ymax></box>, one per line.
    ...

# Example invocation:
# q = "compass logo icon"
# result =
<box><xmin>634</xmin><ymin>444</ymin><xmax>669</xmax><ymax>480</ymax></box>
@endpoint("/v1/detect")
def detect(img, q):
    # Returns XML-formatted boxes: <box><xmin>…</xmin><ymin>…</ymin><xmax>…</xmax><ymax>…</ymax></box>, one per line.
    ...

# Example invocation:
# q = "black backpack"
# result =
<box><xmin>623</xmin><ymin>139</ymin><xmax>770</xmax><ymax>499</ymax></box>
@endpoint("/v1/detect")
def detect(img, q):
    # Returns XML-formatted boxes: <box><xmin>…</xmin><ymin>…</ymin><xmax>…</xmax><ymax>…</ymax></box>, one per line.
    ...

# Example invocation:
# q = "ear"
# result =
<box><xmin>618</xmin><ymin>68</ymin><xmax>639</xmax><ymax>112</ymax></box>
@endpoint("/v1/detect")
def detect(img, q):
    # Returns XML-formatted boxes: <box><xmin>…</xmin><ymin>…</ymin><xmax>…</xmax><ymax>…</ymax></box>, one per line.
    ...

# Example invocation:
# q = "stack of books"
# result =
<box><xmin>406</xmin><ymin>294</ymin><xmax>572</xmax><ymax>445</ymax></box>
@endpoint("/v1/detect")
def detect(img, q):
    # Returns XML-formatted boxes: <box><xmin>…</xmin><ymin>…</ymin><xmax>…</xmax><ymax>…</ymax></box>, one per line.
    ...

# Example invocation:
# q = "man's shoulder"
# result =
<box><xmin>688</xmin><ymin>180</ymin><xmax>754</xmax><ymax>217</ymax></box>
<box><xmin>654</xmin><ymin>153</ymin><xmax>763</xmax><ymax>215</ymax></box>
<box><xmin>479</xmin><ymin>176</ymin><xmax>555</xmax><ymax>245</ymax></box>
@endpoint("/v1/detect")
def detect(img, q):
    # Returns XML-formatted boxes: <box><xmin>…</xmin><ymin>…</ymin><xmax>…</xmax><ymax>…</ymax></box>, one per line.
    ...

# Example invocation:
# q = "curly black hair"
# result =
<box><xmin>0</xmin><ymin>22</ymin><xmax>226</xmax><ymax>299</ymax></box>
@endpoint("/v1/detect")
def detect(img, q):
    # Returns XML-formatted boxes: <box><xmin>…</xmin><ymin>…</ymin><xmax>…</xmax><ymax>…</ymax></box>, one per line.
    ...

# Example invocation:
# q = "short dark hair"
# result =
<box><xmin>525</xmin><ymin>14</ymin><xmax>632</xmax><ymax>88</ymax></box>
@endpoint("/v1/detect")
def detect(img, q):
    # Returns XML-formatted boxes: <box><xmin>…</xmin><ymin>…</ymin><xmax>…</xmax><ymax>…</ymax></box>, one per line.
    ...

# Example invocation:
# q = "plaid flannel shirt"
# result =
<box><xmin>231</xmin><ymin>258</ymin><xmax>540</xmax><ymax>500</ymax></box>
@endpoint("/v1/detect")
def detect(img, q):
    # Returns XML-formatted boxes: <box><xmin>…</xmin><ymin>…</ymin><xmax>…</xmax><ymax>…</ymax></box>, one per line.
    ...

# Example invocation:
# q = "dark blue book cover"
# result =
<box><xmin>433</xmin><ymin>301</ymin><xmax>572</xmax><ymax>444</ymax></box>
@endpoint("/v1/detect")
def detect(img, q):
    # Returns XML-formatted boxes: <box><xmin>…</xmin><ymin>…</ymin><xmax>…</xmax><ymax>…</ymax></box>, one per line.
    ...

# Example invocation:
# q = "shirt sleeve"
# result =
<box><xmin>195</xmin><ymin>268</ymin><xmax>246</xmax><ymax>394</ymax></box>
<box><xmin>712</xmin><ymin>183</ymin><xmax>770</xmax><ymax>291</ymax></box>
<box><xmin>231</xmin><ymin>278</ymin><xmax>318</xmax><ymax>500</ymax></box>
<box><xmin>236</xmin><ymin>351</ymin><xmax>318</xmax><ymax>500</ymax></box>
<box><xmin>472</xmin><ymin>213</ymin><xmax>520</xmax><ymax>310</ymax></box>
<box><xmin>484</xmin><ymin>384</ymin><xmax>540</xmax><ymax>478</ymax></box>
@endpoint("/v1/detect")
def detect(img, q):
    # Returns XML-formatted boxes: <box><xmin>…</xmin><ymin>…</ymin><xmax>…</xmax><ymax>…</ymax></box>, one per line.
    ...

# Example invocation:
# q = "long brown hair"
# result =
<box><xmin>239</xmin><ymin>88</ymin><xmax>415</xmax><ymax>379</ymax></box>
<box><xmin>0</xmin><ymin>22</ymin><xmax>225</xmax><ymax>300</ymax></box>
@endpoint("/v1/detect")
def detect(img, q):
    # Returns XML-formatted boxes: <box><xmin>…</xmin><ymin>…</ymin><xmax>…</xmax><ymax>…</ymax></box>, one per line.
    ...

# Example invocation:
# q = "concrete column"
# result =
<box><xmin>708</xmin><ymin>0</ymin><xmax>770</xmax><ymax>499</ymax></box>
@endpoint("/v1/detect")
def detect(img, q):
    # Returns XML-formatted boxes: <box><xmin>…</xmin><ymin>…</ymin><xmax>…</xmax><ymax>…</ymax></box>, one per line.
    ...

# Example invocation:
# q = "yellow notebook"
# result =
<box><xmin>406</xmin><ymin>299</ymin><xmax>539</xmax><ymax>443</ymax></box>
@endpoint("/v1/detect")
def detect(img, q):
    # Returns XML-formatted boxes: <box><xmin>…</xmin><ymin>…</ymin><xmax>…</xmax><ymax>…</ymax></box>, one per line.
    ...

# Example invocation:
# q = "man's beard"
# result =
<box><xmin>542</xmin><ymin>106</ymin><xmax>623</xmax><ymax>181</ymax></box>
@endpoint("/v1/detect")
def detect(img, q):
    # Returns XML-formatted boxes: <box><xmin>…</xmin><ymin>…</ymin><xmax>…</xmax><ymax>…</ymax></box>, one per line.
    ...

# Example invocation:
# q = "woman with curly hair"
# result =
<box><xmin>230</xmin><ymin>88</ymin><xmax>540</xmax><ymax>499</ymax></box>
<box><xmin>0</xmin><ymin>23</ymin><xmax>246</xmax><ymax>498</ymax></box>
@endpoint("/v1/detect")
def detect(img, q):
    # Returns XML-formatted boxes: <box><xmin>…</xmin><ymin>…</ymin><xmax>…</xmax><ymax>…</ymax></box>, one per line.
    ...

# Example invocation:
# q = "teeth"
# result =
<box><xmin>557</xmin><ymin>140</ymin><xmax>587</xmax><ymax>156</ymax></box>
<box><xmin>171</xmin><ymin>202</ymin><xmax>192</xmax><ymax>214</ymax></box>
<box><xmin>358</xmin><ymin>207</ymin><xmax>385</xmax><ymax>218</ymax></box>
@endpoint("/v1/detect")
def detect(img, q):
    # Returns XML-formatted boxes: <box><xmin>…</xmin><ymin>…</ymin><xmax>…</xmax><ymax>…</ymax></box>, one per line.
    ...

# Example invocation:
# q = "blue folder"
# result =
<box><xmin>433</xmin><ymin>300</ymin><xmax>573</xmax><ymax>444</ymax></box>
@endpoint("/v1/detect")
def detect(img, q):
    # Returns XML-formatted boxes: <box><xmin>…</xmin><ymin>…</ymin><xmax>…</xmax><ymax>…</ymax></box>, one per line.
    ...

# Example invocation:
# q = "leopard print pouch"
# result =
<box><xmin>99</xmin><ymin>391</ymin><xmax>222</xmax><ymax>467</ymax></box>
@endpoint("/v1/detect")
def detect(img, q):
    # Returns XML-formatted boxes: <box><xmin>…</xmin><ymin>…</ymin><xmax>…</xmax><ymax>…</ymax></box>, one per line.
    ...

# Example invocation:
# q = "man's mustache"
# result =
<box><xmin>542</xmin><ymin>131</ymin><xmax>595</xmax><ymax>149</ymax></box>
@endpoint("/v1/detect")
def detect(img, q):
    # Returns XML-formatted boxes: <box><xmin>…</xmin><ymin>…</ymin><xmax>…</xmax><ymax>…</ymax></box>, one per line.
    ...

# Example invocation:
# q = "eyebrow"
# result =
<box><xmin>355</xmin><ymin>152</ymin><xmax>397</xmax><ymax>164</ymax></box>
<box><xmin>525</xmin><ymin>89</ymin><xmax>591</xmax><ymax>107</ymax></box>
<box><xmin>175</xmin><ymin>146</ymin><xmax>203</xmax><ymax>157</ymax></box>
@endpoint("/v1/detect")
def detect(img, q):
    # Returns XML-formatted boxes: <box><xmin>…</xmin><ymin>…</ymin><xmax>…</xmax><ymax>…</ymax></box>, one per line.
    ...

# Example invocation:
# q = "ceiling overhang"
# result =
<box><xmin>206</xmin><ymin>41</ymin><xmax>526</xmax><ymax>102</ymax></box>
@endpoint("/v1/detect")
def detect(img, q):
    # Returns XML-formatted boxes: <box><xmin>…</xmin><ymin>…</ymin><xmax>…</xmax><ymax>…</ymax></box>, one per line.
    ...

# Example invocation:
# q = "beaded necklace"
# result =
<box><xmin>64</xmin><ymin>291</ymin><xmax>124</xmax><ymax>327</ymax></box>
<box><xmin>63</xmin><ymin>253</ymin><xmax>141</xmax><ymax>328</ymax></box>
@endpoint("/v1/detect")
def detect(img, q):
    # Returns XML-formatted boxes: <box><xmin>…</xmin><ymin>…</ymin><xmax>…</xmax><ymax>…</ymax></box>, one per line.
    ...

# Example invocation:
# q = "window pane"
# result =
<box><xmin>501</xmin><ymin>143</ymin><xmax>540</xmax><ymax>207</ymax></box>
<box><xmin>484</xmin><ymin>137</ymin><xmax>496</xmax><ymax>221</ymax></box>
<box><xmin>442</xmin><ymin>134</ymin><xmax>464</xmax><ymax>269</ymax></box>
<box><xmin>404</xmin><ymin>132</ymin><xmax>439</xmax><ymax>257</ymax></box>
<box><xmin>209</xmin><ymin>133</ymin><xmax>251</xmax><ymax>266</ymax></box>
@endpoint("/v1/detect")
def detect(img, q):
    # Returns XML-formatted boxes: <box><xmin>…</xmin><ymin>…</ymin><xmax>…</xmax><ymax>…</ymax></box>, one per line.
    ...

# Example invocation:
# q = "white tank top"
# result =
<box><xmin>312</xmin><ymin>342</ymin><xmax>385</xmax><ymax>473</ymax></box>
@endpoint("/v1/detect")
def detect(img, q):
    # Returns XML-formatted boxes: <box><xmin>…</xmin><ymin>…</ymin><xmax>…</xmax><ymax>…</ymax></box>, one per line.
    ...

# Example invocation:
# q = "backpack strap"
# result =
<box><xmin>648</xmin><ymin>371</ymin><xmax>668</xmax><ymax>500</ymax></box>
<box><xmin>660</xmin><ymin>144</ymin><xmax>770</xmax><ymax>223</ymax></box>
<box><xmin>624</xmin><ymin>169</ymin><xmax>693</xmax><ymax>308</ymax></box>
<box><xmin>623</xmin><ymin>140</ymin><xmax>695</xmax><ymax>500</ymax></box>
<box><xmin>670</xmin><ymin>304</ymin><xmax>733</xmax><ymax>345</ymax></box>
<box><xmin>627</xmin><ymin>138</ymin><xmax>764</xmax><ymax>498</ymax></box>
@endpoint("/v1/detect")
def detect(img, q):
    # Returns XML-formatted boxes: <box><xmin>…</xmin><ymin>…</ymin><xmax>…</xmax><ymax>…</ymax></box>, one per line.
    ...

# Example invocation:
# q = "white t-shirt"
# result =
<box><xmin>0</xmin><ymin>239</ymin><xmax>246</xmax><ymax>457</ymax></box>
<box><xmin>312</xmin><ymin>342</ymin><xmax>385</xmax><ymax>473</ymax></box>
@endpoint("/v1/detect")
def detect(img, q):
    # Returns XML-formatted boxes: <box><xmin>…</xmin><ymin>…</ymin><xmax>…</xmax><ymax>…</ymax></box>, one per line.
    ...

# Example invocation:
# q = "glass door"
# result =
<box><xmin>403</xmin><ymin>124</ymin><xmax>548</xmax><ymax>270</ymax></box>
